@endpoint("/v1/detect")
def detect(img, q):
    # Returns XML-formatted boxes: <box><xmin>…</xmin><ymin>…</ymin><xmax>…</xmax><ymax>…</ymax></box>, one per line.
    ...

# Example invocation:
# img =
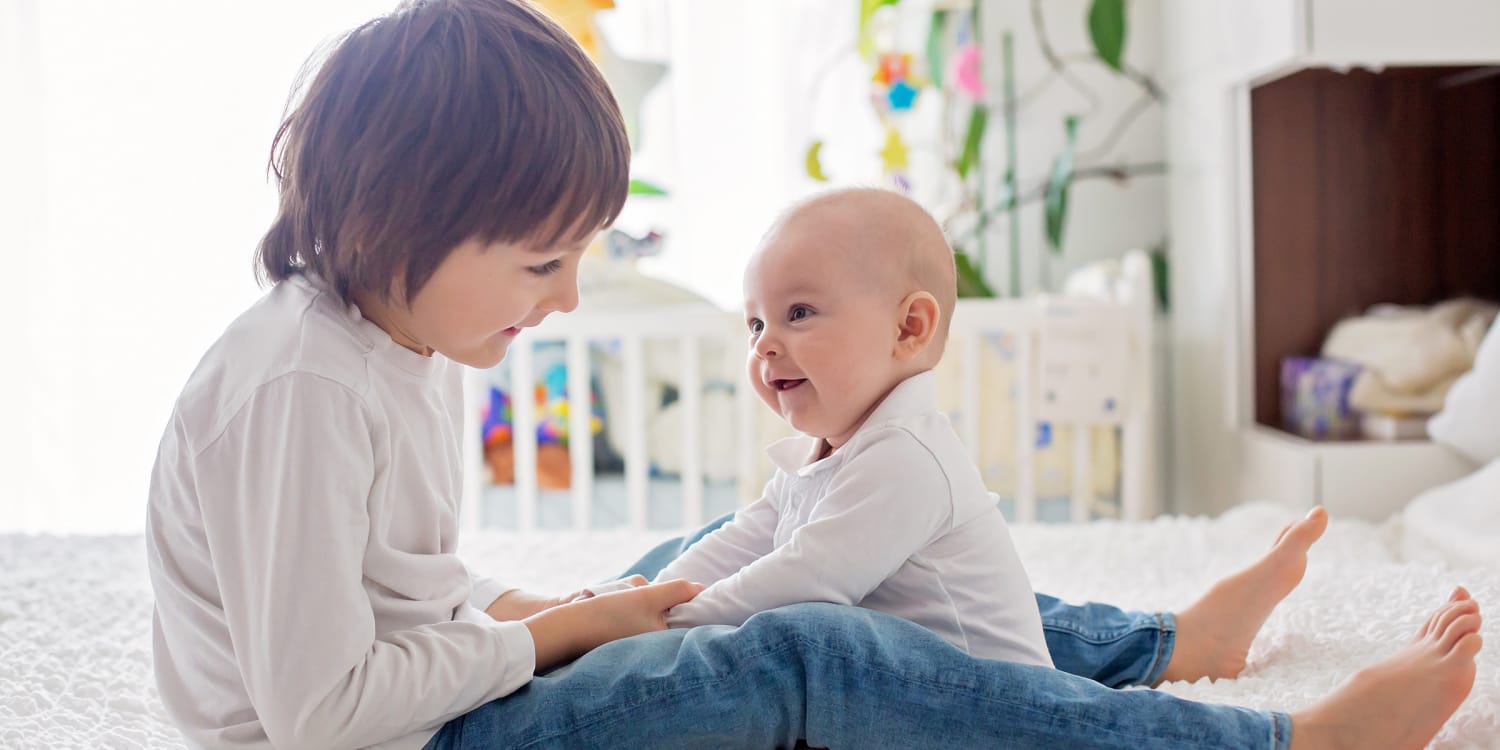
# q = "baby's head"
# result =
<box><xmin>743</xmin><ymin>187</ymin><xmax>956</xmax><ymax>450</ymax></box>
<box><xmin>255</xmin><ymin>0</ymin><xmax>628</xmax><ymax>368</ymax></box>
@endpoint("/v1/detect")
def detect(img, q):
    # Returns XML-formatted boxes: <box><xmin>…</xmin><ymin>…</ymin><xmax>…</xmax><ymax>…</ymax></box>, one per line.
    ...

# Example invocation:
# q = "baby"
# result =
<box><xmin>656</xmin><ymin>187</ymin><xmax>1052</xmax><ymax>667</ymax></box>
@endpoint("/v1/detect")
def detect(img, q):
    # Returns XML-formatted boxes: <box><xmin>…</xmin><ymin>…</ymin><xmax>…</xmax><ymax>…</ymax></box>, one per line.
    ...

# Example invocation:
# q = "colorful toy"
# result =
<box><xmin>481</xmin><ymin>359</ymin><xmax>605</xmax><ymax>488</ymax></box>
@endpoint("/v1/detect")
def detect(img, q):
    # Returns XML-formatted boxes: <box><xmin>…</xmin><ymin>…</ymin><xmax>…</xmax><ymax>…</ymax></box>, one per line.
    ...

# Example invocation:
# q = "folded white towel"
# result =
<box><xmin>1322</xmin><ymin>298</ymin><xmax>1497</xmax><ymax>414</ymax></box>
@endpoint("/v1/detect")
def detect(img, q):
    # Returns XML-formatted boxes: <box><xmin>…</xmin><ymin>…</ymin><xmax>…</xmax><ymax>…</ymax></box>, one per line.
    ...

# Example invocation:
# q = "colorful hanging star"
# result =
<box><xmin>874</xmin><ymin>52</ymin><xmax>911</xmax><ymax>85</ymax></box>
<box><xmin>879</xmin><ymin>126</ymin><xmax>909</xmax><ymax>172</ymax></box>
<box><xmin>887</xmin><ymin>80</ymin><xmax>919</xmax><ymax>111</ymax></box>
<box><xmin>535</xmin><ymin>0</ymin><xmax>615</xmax><ymax>58</ymax></box>
<box><xmin>950</xmin><ymin>43</ymin><xmax>983</xmax><ymax>101</ymax></box>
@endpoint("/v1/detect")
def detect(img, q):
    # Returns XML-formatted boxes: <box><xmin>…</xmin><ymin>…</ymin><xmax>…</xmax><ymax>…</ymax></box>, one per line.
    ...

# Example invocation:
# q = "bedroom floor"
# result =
<box><xmin>2</xmin><ymin>504</ymin><xmax>1495</xmax><ymax>749</ymax></box>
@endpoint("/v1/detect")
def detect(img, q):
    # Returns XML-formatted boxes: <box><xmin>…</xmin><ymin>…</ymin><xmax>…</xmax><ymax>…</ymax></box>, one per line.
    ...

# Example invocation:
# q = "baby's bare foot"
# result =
<box><xmin>1290</xmin><ymin>590</ymin><xmax>1482</xmax><ymax>750</ymax></box>
<box><xmin>1157</xmin><ymin>507</ymin><xmax>1328</xmax><ymax>684</ymax></box>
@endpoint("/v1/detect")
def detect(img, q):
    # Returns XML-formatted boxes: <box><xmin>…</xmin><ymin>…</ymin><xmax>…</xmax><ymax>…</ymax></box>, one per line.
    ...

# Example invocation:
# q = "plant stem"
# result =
<box><xmin>974</xmin><ymin>3</ymin><xmax>986</xmax><ymax>276</ymax></box>
<box><xmin>1002</xmin><ymin>30</ymin><xmax>1020</xmax><ymax>297</ymax></box>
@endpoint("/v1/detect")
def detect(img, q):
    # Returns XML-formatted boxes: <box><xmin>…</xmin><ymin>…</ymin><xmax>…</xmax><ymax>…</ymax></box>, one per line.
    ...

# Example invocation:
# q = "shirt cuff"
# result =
<box><xmin>488</xmin><ymin>619</ymin><xmax>538</xmax><ymax>696</ymax></box>
<box><xmin>469</xmin><ymin>575</ymin><xmax>518</xmax><ymax>614</ymax></box>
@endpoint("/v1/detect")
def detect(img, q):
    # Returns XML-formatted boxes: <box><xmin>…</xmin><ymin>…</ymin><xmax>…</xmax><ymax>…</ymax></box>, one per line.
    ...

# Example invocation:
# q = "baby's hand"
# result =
<box><xmin>566</xmin><ymin>574</ymin><xmax>650</xmax><ymax>603</ymax></box>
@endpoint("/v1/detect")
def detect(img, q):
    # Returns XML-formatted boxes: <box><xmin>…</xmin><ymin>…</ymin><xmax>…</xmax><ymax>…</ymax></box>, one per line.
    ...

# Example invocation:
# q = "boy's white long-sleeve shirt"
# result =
<box><xmin>656</xmin><ymin>371</ymin><xmax>1053</xmax><ymax>667</ymax></box>
<box><xmin>146</xmin><ymin>275</ymin><xmax>533</xmax><ymax>750</ymax></box>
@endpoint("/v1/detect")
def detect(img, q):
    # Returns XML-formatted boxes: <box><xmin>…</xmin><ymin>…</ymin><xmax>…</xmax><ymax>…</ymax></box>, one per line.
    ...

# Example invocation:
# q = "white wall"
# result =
<box><xmin>973</xmin><ymin>0</ymin><xmax>1166</xmax><ymax>295</ymax></box>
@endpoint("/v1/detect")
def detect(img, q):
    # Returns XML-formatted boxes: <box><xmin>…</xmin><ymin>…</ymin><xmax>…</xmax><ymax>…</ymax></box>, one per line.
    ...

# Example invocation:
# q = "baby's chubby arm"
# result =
<box><xmin>665</xmin><ymin>429</ymin><xmax>952</xmax><ymax>628</ymax></box>
<box><xmin>653</xmin><ymin>482</ymin><xmax>783</xmax><ymax>586</ymax></box>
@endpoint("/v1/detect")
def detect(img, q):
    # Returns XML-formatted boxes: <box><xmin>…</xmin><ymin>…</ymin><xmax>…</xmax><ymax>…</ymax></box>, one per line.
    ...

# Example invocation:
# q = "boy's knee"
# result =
<box><xmin>741</xmin><ymin>603</ymin><xmax>884</xmax><ymax>647</ymax></box>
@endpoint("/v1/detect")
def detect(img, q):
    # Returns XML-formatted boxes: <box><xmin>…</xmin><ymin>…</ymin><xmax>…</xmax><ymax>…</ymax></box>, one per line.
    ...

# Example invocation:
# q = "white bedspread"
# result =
<box><xmin>2</xmin><ymin>504</ymin><xmax>1496</xmax><ymax>748</ymax></box>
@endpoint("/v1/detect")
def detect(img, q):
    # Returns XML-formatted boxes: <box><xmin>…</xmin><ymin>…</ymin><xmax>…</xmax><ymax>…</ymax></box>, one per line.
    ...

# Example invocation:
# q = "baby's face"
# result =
<box><xmin>742</xmin><ymin>219</ymin><xmax>905</xmax><ymax>449</ymax></box>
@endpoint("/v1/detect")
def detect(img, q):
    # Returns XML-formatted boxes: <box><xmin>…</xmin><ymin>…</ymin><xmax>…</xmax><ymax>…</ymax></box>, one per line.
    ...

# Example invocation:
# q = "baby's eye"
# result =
<box><xmin>528</xmin><ymin>259</ymin><xmax>564</xmax><ymax>276</ymax></box>
<box><xmin>789</xmin><ymin>305</ymin><xmax>811</xmax><ymax>322</ymax></box>
<box><xmin>747</xmin><ymin>319</ymin><xmax>764</xmax><ymax>334</ymax></box>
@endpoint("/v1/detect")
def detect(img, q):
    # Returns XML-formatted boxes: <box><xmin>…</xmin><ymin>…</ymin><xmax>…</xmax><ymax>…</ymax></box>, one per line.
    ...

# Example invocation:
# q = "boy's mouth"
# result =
<box><xmin>773</xmin><ymin>378</ymin><xmax>807</xmax><ymax>392</ymax></box>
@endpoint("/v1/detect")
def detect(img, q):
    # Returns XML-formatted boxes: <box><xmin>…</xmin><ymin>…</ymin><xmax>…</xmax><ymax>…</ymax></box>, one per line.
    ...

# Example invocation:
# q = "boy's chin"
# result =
<box><xmin>448</xmin><ymin>342</ymin><xmax>510</xmax><ymax>369</ymax></box>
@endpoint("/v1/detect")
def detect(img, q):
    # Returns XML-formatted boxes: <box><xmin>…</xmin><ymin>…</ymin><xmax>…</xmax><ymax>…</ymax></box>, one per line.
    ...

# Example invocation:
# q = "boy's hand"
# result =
<box><xmin>485</xmin><ymin>589</ymin><xmax>564</xmax><ymax>621</ymax></box>
<box><xmin>485</xmin><ymin>576</ymin><xmax>650</xmax><ymax>620</ymax></box>
<box><xmin>582</xmin><ymin>578</ymin><xmax>704</xmax><ymax>638</ymax></box>
<box><xmin>524</xmin><ymin>579</ymin><xmax>705</xmax><ymax>672</ymax></box>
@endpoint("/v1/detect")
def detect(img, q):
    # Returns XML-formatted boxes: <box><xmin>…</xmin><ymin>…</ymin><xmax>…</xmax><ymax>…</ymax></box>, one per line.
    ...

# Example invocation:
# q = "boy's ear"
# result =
<box><xmin>894</xmin><ymin>291</ymin><xmax>940</xmax><ymax>362</ymax></box>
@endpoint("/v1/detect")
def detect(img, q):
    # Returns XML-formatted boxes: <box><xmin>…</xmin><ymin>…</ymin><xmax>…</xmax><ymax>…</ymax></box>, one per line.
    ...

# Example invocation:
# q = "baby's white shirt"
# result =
<box><xmin>657</xmin><ymin>370</ymin><xmax>1053</xmax><ymax>667</ymax></box>
<box><xmin>146</xmin><ymin>275</ymin><xmax>533</xmax><ymax>750</ymax></box>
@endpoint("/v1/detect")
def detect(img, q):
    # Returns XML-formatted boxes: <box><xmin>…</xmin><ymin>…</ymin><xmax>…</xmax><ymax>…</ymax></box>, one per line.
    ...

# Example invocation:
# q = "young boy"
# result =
<box><xmin>146</xmin><ymin>0</ymin><xmax>1482</xmax><ymax>748</ymax></box>
<box><xmin>655</xmin><ymin>188</ymin><xmax>1051</xmax><ymax>668</ymax></box>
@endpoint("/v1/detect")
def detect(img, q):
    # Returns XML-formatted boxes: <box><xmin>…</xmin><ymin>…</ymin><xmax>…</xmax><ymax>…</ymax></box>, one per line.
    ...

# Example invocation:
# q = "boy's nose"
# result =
<box><xmin>753</xmin><ymin>335</ymin><xmax>779</xmax><ymax>359</ymax></box>
<box><xmin>548</xmin><ymin>279</ymin><xmax>580</xmax><ymax>314</ymax></box>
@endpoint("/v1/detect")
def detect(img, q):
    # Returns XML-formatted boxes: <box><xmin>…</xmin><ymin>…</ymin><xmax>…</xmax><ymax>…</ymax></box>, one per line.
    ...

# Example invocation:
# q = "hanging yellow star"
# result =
<box><xmin>535</xmin><ymin>0</ymin><xmax>615</xmax><ymax>58</ymax></box>
<box><xmin>879</xmin><ymin>126</ymin><xmax>909</xmax><ymax>173</ymax></box>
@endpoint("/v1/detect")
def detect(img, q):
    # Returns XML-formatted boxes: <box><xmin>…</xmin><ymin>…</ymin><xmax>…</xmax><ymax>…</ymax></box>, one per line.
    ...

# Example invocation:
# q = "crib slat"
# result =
<box><xmin>959</xmin><ymin>332</ymin><xmax>981</xmax><ymax>461</ymax></box>
<box><xmin>1014</xmin><ymin>325</ymin><xmax>1036</xmax><ymax>523</ymax></box>
<box><xmin>460</xmin><ymin>367</ymin><xmax>485</xmax><ymax>533</ymax></box>
<box><xmin>510</xmin><ymin>338</ymin><xmax>539</xmax><ymax>531</ymax></box>
<box><xmin>623</xmin><ymin>335</ymin><xmax>648</xmax><ymax>530</ymax></box>
<box><xmin>1071</xmin><ymin>423</ymin><xmax>1092</xmax><ymax>522</ymax></box>
<box><xmin>680</xmin><ymin>335</ymin><xmax>704</xmax><ymax>528</ymax></box>
<box><xmin>566</xmin><ymin>336</ymin><xmax>593</xmax><ymax>530</ymax></box>
<box><xmin>731</xmin><ymin>329</ymin><xmax>757</xmax><ymax>506</ymax></box>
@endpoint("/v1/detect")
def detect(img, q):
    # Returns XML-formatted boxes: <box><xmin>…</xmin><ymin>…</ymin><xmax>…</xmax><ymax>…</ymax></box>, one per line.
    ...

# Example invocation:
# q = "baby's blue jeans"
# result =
<box><xmin>426</xmin><ymin>514</ymin><xmax>1291</xmax><ymax>749</ymax></box>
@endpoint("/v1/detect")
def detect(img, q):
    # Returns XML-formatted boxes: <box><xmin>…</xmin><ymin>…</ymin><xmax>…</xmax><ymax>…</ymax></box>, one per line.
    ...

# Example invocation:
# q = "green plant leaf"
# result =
<box><xmin>1088</xmin><ymin>0</ymin><xmax>1127</xmax><ymax>72</ymax></box>
<box><xmin>954</xmin><ymin>249</ymin><xmax>996</xmax><ymax>298</ymax></box>
<box><xmin>1044</xmin><ymin>115</ymin><xmax>1079</xmax><ymax>254</ymax></box>
<box><xmin>995</xmin><ymin>167</ymin><xmax>1016</xmax><ymax>212</ymax></box>
<box><xmin>858</xmin><ymin>0</ymin><xmax>901</xmax><ymax>59</ymax></box>
<box><xmin>628</xmin><ymin>179</ymin><xmax>668</xmax><ymax>196</ymax></box>
<box><xmin>956</xmin><ymin>106</ymin><xmax>988</xmax><ymax>180</ymax></box>
<box><xmin>926</xmin><ymin>10</ymin><xmax>948</xmax><ymax>89</ymax></box>
<box><xmin>1150</xmin><ymin>243</ymin><xmax>1170</xmax><ymax>313</ymax></box>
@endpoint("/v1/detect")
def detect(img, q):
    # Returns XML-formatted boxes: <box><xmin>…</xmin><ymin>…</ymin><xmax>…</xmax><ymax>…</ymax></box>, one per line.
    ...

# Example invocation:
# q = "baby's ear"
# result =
<box><xmin>895</xmin><ymin>291</ymin><xmax>940</xmax><ymax>361</ymax></box>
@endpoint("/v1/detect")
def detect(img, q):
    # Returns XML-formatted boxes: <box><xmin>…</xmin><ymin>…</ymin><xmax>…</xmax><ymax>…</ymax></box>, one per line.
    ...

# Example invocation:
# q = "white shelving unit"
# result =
<box><xmin>1240</xmin><ymin>426</ymin><xmax>1475</xmax><ymax>521</ymax></box>
<box><xmin>1161</xmin><ymin>0</ymin><xmax>1497</xmax><ymax>520</ymax></box>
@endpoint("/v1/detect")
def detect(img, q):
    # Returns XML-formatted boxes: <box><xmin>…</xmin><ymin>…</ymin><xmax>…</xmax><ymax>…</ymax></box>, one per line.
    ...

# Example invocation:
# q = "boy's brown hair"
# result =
<box><xmin>256</xmin><ymin>0</ymin><xmax>629</xmax><ymax>304</ymax></box>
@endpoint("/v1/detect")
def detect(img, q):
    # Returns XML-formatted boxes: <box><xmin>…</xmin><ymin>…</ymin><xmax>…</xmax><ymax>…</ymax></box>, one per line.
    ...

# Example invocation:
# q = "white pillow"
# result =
<box><xmin>1429</xmin><ymin>314</ymin><xmax>1500</xmax><ymax>464</ymax></box>
<box><xmin>1402</xmin><ymin>457</ymin><xmax>1500</xmax><ymax>569</ymax></box>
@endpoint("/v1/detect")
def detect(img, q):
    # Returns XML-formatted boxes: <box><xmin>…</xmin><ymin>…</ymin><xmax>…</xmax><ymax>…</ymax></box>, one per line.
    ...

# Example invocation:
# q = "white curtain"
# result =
<box><xmin>1</xmin><ymin>0</ymin><xmax>391</xmax><ymax>532</ymax></box>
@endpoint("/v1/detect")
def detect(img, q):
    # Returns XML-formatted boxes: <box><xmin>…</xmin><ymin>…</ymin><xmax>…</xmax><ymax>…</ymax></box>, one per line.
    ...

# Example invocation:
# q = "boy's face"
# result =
<box><xmin>743</xmin><ymin>219</ymin><xmax>906</xmax><ymax>450</ymax></box>
<box><xmin>398</xmin><ymin>235</ymin><xmax>586</xmax><ymax>368</ymax></box>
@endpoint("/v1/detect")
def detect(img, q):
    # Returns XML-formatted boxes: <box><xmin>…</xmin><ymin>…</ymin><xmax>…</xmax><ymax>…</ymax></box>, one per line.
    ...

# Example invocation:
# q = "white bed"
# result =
<box><xmin>2</xmin><ymin>503</ymin><xmax>1495</xmax><ymax>749</ymax></box>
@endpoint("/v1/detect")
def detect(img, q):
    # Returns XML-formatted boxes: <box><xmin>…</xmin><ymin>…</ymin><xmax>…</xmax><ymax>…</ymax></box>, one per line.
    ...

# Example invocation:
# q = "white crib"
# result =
<box><xmin>463</xmin><ymin>251</ymin><xmax>1159</xmax><ymax>532</ymax></box>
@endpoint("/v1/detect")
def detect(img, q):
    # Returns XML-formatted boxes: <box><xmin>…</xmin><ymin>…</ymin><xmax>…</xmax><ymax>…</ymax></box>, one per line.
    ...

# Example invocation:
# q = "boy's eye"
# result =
<box><xmin>747</xmin><ymin>318</ymin><xmax>764</xmax><ymax>334</ymax></box>
<box><xmin>528</xmin><ymin>259</ymin><xmax>564</xmax><ymax>276</ymax></box>
<box><xmin>789</xmin><ymin>305</ymin><xmax>811</xmax><ymax>321</ymax></box>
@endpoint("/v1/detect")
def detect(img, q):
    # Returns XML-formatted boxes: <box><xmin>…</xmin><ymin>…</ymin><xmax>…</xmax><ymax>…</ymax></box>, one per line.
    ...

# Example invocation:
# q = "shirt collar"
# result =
<box><xmin>763</xmin><ymin>369</ymin><xmax>939</xmax><ymax>477</ymax></box>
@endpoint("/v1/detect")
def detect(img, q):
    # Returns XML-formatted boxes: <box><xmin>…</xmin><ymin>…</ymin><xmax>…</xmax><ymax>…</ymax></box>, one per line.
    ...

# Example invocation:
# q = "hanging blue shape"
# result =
<box><xmin>887</xmin><ymin>80</ymin><xmax>919</xmax><ymax>111</ymax></box>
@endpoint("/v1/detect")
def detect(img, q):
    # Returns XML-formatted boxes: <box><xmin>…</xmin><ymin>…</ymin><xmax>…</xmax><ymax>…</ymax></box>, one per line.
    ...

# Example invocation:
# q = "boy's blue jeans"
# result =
<box><xmin>427</xmin><ymin>514</ymin><xmax>1292</xmax><ymax>749</ymax></box>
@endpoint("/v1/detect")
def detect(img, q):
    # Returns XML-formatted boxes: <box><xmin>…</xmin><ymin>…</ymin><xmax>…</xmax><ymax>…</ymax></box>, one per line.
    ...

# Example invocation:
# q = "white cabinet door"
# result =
<box><xmin>1310</xmin><ymin>0</ymin><xmax>1500</xmax><ymax>65</ymax></box>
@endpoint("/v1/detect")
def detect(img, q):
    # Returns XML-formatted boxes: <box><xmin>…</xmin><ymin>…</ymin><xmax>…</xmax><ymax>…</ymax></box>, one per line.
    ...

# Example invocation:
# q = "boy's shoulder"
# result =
<box><xmin>173</xmin><ymin>275</ymin><xmax>375</xmax><ymax>444</ymax></box>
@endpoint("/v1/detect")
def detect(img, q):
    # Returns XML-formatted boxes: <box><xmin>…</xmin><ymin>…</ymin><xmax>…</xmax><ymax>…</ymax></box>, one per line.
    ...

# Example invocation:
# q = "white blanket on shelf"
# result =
<box><xmin>2</xmin><ymin>504</ymin><xmax>1496</xmax><ymax>749</ymax></box>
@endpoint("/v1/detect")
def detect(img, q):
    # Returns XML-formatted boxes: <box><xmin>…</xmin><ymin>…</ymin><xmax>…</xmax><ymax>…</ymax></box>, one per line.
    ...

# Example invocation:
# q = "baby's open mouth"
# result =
<box><xmin>773</xmin><ymin>379</ymin><xmax>806</xmax><ymax>391</ymax></box>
